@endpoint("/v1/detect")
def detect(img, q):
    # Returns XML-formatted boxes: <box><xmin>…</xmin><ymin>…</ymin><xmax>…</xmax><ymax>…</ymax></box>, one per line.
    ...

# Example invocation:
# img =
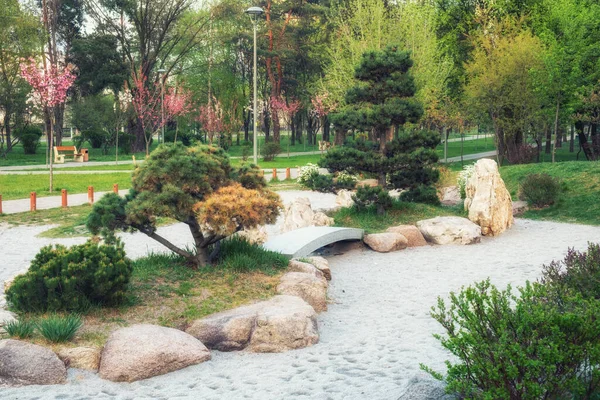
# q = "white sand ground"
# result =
<box><xmin>1</xmin><ymin>190</ymin><xmax>599</xmax><ymax>399</ymax></box>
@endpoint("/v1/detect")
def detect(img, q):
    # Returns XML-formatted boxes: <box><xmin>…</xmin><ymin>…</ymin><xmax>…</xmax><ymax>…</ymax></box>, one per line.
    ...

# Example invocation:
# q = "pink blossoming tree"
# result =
<box><xmin>197</xmin><ymin>97</ymin><xmax>224</xmax><ymax>144</ymax></box>
<box><xmin>164</xmin><ymin>87</ymin><xmax>193</xmax><ymax>142</ymax></box>
<box><xmin>20</xmin><ymin>58</ymin><xmax>76</xmax><ymax>192</ymax></box>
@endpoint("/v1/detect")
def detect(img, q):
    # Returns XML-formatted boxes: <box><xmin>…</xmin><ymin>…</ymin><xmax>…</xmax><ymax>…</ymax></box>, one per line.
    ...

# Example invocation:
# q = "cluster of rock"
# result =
<box><xmin>280</xmin><ymin>197</ymin><xmax>334</xmax><ymax>233</ymax></box>
<box><xmin>186</xmin><ymin>256</ymin><xmax>330</xmax><ymax>352</ymax></box>
<box><xmin>0</xmin><ymin>257</ymin><xmax>333</xmax><ymax>386</ymax></box>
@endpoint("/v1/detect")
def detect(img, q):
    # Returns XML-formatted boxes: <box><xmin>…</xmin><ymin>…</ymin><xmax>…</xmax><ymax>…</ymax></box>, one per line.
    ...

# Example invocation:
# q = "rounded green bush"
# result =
<box><xmin>261</xmin><ymin>142</ymin><xmax>281</xmax><ymax>161</ymax></box>
<box><xmin>519</xmin><ymin>173</ymin><xmax>561</xmax><ymax>208</ymax></box>
<box><xmin>14</xmin><ymin>126</ymin><xmax>43</xmax><ymax>155</ymax></box>
<box><xmin>6</xmin><ymin>240</ymin><xmax>133</xmax><ymax>312</ymax></box>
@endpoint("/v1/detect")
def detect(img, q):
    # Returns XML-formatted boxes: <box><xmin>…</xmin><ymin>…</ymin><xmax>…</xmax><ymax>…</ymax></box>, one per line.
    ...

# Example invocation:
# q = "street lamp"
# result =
<box><xmin>245</xmin><ymin>6</ymin><xmax>264</xmax><ymax>165</ymax></box>
<box><xmin>157</xmin><ymin>68</ymin><xmax>166</xmax><ymax>144</ymax></box>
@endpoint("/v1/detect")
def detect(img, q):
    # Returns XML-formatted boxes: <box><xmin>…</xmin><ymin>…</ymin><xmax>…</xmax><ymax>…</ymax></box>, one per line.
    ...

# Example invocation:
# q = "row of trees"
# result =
<box><xmin>1</xmin><ymin>0</ymin><xmax>600</xmax><ymax>163</ymax></box>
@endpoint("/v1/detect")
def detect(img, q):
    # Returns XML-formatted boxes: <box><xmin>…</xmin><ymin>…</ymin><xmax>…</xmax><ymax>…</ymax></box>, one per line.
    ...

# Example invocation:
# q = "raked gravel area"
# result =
<box><xmin>1</xmin><ymin>191</ymin><xmax>599</xmax><ymax>399</ymax></box>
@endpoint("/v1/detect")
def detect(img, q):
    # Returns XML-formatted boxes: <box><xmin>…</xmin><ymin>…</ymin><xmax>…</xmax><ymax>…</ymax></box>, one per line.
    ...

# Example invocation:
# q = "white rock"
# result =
<box><xmin>304</xmin><ymin>256</ymin><xmax>332</xmax><ymax>281</ymax></box>
<box><xmin>313</xmin><ymin>212</ymin><xmax>334</xmax><ymax>227</ymax></box>
<box><xmin>288</xmin><ymin>260</ymin><xmax>325</xmax><ymax>280</ymax></box>
<box><xmin>335</xmin><ymin>190</ymin><xmax>355</xmax><ymax>208</ymax></box>
<box><xmin>439</xmin><ymin>186</ymin><xmax>462</xmax><ymax>206</ymax></box>
<box><xmin>416</xmin><ymin>216</ymin><xmax>481</xmax><ymax>245</ymax></box>
<box><xmin>464</xmin><ymin>159</ymin><xmax>513</xmax><ymax>236</ymax></box>
<box><xmin>386</xmin><ymin>225</ymin><xmax>428</xmax><ymax>247</ymax></box>
<box><xmin>364</xmin><ymin>232</ymin><xmax>408</xmax><ymax>253</ymax></box>
<box><xmin>281</xmin><ymin>197</ymin><xmax>315</xmax><ymax>233</ymax></box>
<box><xmin>237</xmin><ymin>226</ymin><xmax>268</xmax><ymax>245</ymax></box>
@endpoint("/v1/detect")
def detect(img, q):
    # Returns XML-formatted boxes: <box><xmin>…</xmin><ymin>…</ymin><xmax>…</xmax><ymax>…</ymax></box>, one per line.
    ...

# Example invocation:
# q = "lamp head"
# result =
<box><xmin>157</xmin><ymin>69</ymin><xmax>166</xmax><ymax>74</ymax></box>
<box><xmin>245</xmin><ymin>6</ymin><xmax>264</xmax><ymax>17</ymax></box>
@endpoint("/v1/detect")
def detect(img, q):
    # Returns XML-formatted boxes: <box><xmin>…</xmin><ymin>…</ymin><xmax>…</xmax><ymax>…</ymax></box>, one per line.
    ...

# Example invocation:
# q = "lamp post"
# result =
<box><xmin>157</xmin><ymin>68</ymin><xmax>166</xmax><ymax>144</ymax></box>
<box><xmin>245</xmin><ymin>6</ymin><xmax>264</xmax><ymax>165</ymax></box>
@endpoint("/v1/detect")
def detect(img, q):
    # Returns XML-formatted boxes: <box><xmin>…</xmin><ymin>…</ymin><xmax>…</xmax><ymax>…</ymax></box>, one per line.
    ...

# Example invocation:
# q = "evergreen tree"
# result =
<box><xmin>323</xmin><ymin>46</ymin><xmax>440</xmax><ymax>213</ymax></box>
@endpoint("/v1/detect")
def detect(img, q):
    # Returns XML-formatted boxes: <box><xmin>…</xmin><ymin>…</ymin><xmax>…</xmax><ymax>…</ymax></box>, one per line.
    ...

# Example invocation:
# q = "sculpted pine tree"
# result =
<box><xmin>323</xmin><ymin>46</ymin><xmax>440</xmax><ymax>210</ymax></box>
<box><xmin>87</xmin><ymin>144</ymin><xmax>281</xmax><ymax>266</ymax></box>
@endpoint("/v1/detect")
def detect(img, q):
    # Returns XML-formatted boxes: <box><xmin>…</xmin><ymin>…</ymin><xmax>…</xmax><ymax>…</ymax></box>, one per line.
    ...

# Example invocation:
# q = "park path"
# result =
<box><xmin>0</xmin><ymin>134</ymin><xmax>493</xmax><ymax>172</ymax></box>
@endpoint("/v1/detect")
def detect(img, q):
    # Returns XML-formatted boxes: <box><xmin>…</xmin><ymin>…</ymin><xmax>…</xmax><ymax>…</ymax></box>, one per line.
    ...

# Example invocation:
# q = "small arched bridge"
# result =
<box><xmin>262</xmin><ymin>226</ymin><xmax>365</xmax><ymax>258</ymax></box>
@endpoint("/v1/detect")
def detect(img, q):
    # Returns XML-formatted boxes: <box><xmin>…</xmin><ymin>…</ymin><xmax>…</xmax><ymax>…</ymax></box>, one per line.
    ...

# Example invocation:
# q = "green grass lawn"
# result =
<box><xmin>0</xmin><ymin>140</ymin><xmax>158</xmax><ymax>167</ymax></box>
<box><xmin>436</xmin><ymin>137</ymin><xmax>497</xmax><ymax>159</ymax></box>
<box><xmin>499</xmin><ymin>161</ymin><xmax>600</xmax><ymax>226</ymax></box>
<box><xmin>333</xmin><ymin>201</ymin><xmax>465</xmax><ymax>234</ymax></box>
<box><xmin>0</xmin><ymin>173</ymin><xmax>132</xmax><ymax>200</ymax></box>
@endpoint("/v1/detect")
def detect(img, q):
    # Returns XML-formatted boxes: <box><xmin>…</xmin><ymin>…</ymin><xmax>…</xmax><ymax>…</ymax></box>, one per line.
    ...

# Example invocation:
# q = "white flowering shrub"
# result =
<box><xmin>335</xmin><ymin>171</ymin><xmax>358</xmax><ymax>189</ymax></box>
<box><xmin>457</xmin><ymin>164</ymin><xmax>476</xmax><ymax>199</ymax></box>
<box><xmin>297</xmin><ymin>163</ymin><xmax>321</xmax><ymax>185</ymax></box>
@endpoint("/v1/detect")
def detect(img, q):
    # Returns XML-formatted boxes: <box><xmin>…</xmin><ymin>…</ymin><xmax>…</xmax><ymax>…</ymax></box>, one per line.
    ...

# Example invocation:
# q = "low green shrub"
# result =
<box><xmin>37</xmin><ymin>314</ymin><xmax>82</xmax><ymax>343</ymax></box>
<box><xmin>424</xmin><ymin>278</ymin><xmax>600</xmax><ymax>399</ymax></box>
<box><xmin>212</xmin><ymin>236</ymin><xmax>288</xmax><ymax>274</ymax></box>
<box><xmin>519</xmin><ymin>173</ymin><xmax>561</xmax><ymax>208</ymax></box>
<box><xmin>261</xmin><ymin>142</ymin><xmax>281</xmax><ymax>161</ymax></box>
<box><xmin>6</xmin><ymin>240</ymin><xmax>133</xmax><ymax>312</ymax></box>
<box><xmin>308</xmin><ymin>174</ymin><xmax>335</xmax><ymax>192</ymax></box>
<box><xmin>400</xmin><ymin>185</ymin><xmax>440</xmax><ymax>205</ymax></box>
<box><xmin>3</xmin><ymin>319</ymin><xmax>35</xmax><ymax>339</ymax></box>
<box><xmin>334</xmin><ymin>171</ymin><xmax>357</xmax><ymax>190</ymax></box>
<box><xmin>541</xmin><ymin>242</ymin><xmax>600</xmax><ymax>300</ymax></box>
<box><xmin>352</xmin><ymin>186</ymin><xmax>393</xmax><ymax>215</ymax></box>
<box><xmin>14</xmin><ymin>126</ymin><xmax>43</xmax><ymax>155</ymax></box>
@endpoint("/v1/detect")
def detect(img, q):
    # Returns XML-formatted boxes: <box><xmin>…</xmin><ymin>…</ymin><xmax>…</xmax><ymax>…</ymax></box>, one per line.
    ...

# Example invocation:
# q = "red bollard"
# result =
<box><xmin>61</xmin><ymin>189</ymin><xmax>68</xmax><ymax>208</ymax></box>
<box><xmin>88</xmin><ymin>186</ymin><xmax>94</xmax><ymax>205</ymax></box>
<box><xmin>30</xmin><ymin>192</ymin><xmax>37</xmax><ymax>212</ymax></box>
<box><xmin>272</xmin><ymin>168</ymin><xmax>277</xmax><ymax>179</ymax></box>
<box><xmin>113</xmin><ymin>184</ymin><xmax>119</xmax><ymax>194</ymax></box>
<box><xmin>285</xmin><ymin>167</ymin><xmax>291</xmax><ymax>180</ymax></box>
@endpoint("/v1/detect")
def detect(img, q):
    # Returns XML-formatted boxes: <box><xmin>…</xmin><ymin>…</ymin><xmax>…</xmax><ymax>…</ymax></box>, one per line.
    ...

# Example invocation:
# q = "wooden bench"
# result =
<box><xmin>53</xmin><ymin>146</ymin><xmax>84</xmax><ymax>163</ymax></box>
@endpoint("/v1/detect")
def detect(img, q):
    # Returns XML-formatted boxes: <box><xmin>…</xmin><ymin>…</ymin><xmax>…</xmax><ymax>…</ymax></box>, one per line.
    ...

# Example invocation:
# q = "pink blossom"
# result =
<box><xmin>311</xmin><ymin>93</ymin><xmax>337</xmax><ymax>118</ymax></box>
<box><xmin>197</xmin><ymin>97</ymin><xmax>224</xmax><ymax>143</ymax></box>
<box><xmin>19</xmin><ymin>58</ymin><xmax>76</xmax><ymax>109</ymax></box>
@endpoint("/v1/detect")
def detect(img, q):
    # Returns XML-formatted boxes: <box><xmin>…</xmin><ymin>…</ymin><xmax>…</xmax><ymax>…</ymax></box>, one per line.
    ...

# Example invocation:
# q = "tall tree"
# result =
<box><xmin>0</xmin><ymin>0</ymin><xmax>42</xmax><ymax>155</ymax></box>
<box><xmin>85</xmin><ymin>0</ymin><xmax>210</xmax><ymax>151</ymax></box>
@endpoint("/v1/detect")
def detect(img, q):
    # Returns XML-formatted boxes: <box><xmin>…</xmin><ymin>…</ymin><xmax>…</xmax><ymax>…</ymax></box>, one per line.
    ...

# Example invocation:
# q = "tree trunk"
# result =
<box><xmin>243</xmin><ymin>110</ymin><xmax>250</xmax><ymax>142</ymax></box>
<box><xmin>575</xmin><ymin>121</ymin><xmax>595</xmax><ymax>161</ymax></box>
<box><xmin>334</xmin><ymin>127</ymin><xmax>345</xmax><ymax>146</ymax></box>
<box><xmin>295</xmin><ymin>113</ymin><xmax>303</xmax><ymax>144</ymax></box>
<box><xmin>3</xmin><ymin>113</ymin><xmax>11</xmax><ymax>151</ymax></box>
<box><xmin>271</xmin><ymin>107</ymin><xmax>281</xmax><ymax>143</ymax></box>
<box><xmin>569</xmin><ymin>125</ymin><xmax>575</xmax><ymax>153</ymax></box>
<box><xmin>290</xmin><ymin>115</ymin><xmax>296</xmax><ymax>145</ymax></box>
<box><xmin>591</xmin><ymin>123</ymin><xmax>600</xmax><ymax>160</ymax></box>
<box><xmin>322</xmin><ymin>116</ymin><xmax>330</xmax><ymax>142</ymax></box>
<box><xmin>54</xmin><ymin>104</ymin><xmax>64</xmax><ymax>146</ymax></box>
<box><xmin>545</xmin><ymin>124</ymin><xmax>551</xmax><ymax>154</ymax></box>
<box><xmin>263</xmin><ymin>109</ymin><xmax>271</xmax><ymax>141</ymax></box>
<box><xmin>131</xmin><ymin>118</ymin><xmax>146</xmax><ymax>152</ymax></box>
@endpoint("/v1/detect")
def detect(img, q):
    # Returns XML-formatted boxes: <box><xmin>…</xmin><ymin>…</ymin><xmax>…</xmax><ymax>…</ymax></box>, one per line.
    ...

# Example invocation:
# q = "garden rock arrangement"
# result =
<box><xmin>464</xmin><ymin>159</ymin><xmax>513</xmax><ymax>236</ymax></box>
<box><xmin>364</xmin><ymin>232</ymin><xmax>408</xmax><ymax>253</ymax></box>
<box><xmin>386</xmin><ymin>225</ymin><xmax>428</xmax><ymax>247</ymax></box>
<box><xmin>0</xmin><ymin>339</ymin><xmax>67</xmax><ymax>386</ymax></box>
<box><xmin>277</xmin><ymin>272</ymin><xmax>328</xmax><ymax>312</ymax></box>
<box><xmin>281</xmin><ymin>197</ymin><xmax>334</xmax><ymax>233</ymax></box>
<box><xmin>416</xmin><ymin>216</ymin><xmax>482</xmax><ymax>245</ymax></box>
<box><xmin>287</xmin><ymin>259</ymin><xmax>327</xmax><ymax>279</ymax></box>
<box><xmin>186</xmin><ymin>295</ymin><xmax>319</xmax><ymax>353</ymax></box>
<box><xmin>305</xmin><ymin>256</ymin><xmax>332</xmax><ymax>280</ymax></box>
<box><xmin>99</xmin><ymin>324</ymin><xmax>211</xmax><ymax>382</ymax></box>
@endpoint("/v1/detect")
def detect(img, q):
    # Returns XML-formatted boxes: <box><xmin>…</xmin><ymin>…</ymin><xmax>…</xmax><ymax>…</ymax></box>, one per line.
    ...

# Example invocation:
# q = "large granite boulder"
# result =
<box><xmin>281</xmin><ymin>197</ymin><xmax>315</xmax><ymax>233</ymax></box>
<box><xmin>335</xmin><ymin>189</ymin><xmax>355</xmax><ymax>208</ymax></box>
<box><xmin>99</xmin><ymin>324</ymin><xmax>211</xmax><ymax>382</ymax></box>
<box><xmin>0</xmin><ymin>340</ymin><xmax>67</xmax><ymax>386</ymax></box>
<box><xmin>464</xmin><ymin>159</ymin><xmax>513</xmax><ymax>236</ymax></box>
<box><xmin>288</xmin><ymin>260</ymin><xmax>325</xmax><ymax>280</ymax></box>
<box><xmin>57</xmin><ymin>347</ymin><xmax>101</xmax><ymax>371</ymax></box>
<box><xmin>386</xmin><ymin>225</ymin><xmax>428</xmax><ymax>247</ymax></box>
<box><xmin>416</xmin><ymin>216</ymin><xmax>481</xmax><ymax>245</ymax></box>
<box><xmin>364</xmin><ymin>232</ymin><xmax>408</xmax><ymax>253</ymax></box>
<box><xmin>277</xmin><ymin>272</ymin><xmax>328</xmax><ymax>313</ymax></box>
<box><xmin>186</xmin><ymin>295</ymin><xmax>318</xmax><ymax>353</ymax></box>
<box><xmin>304</xmin><ymin>256</ymin><xmax>332</xmax><ymax>281</ymax></box>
